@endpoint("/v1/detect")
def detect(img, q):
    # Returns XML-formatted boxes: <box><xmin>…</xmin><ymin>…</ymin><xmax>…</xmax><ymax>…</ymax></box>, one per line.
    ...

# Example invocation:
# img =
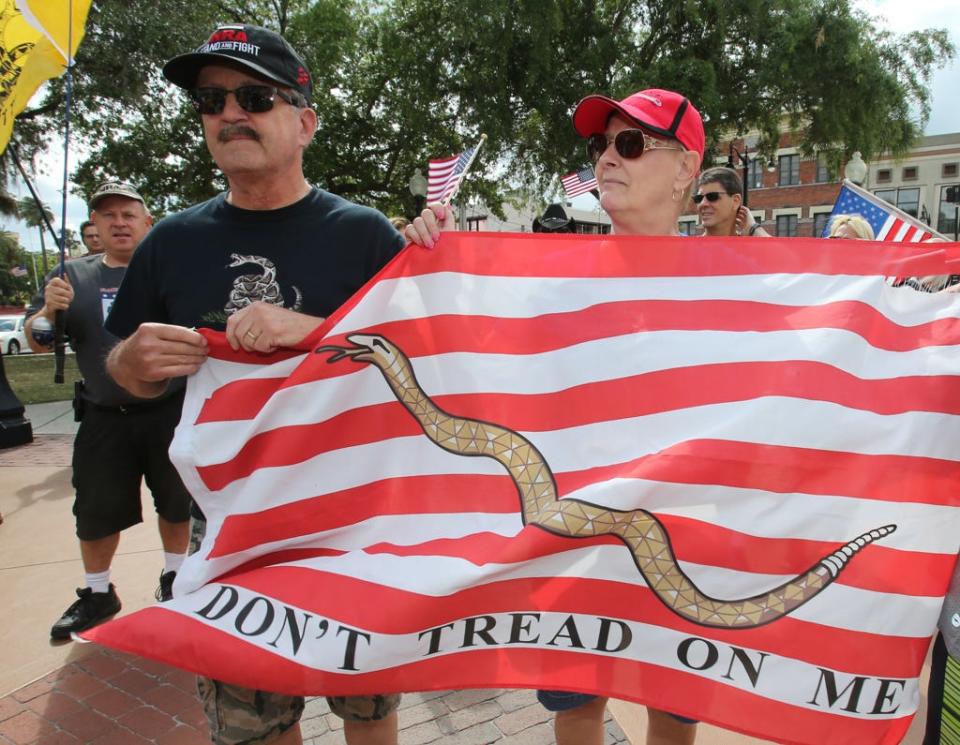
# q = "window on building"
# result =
<box><xmin>939</xmin><ymin>184</ymin><xmax>960</xmax><ymax>237</ymax></box>
<box><xmin>813</xmin><ymin>212</ymin><xmax>831</xmax><ymax>237</ymax></box>
<box><xmin>746</xmin><ymin>159</ymin><xmax>764</xmax><ymax>189</ymax></box>
<box><xmin>877</xmin><ymin>169</ymin><xmax>892</xmax><ymax>184</ymax></box>
<box><xmin>815</xmin><ymin>155</ymin><xmax>831</xmax><ymax>183</ymax></box>
<box><xmin>902</xmin><ymin>166</ymin><xmax>918</xmax><ymax>181</ymax></box>
<box><xmin>776</xmin><ymin>215</ymin><xmax>798</xmax><ymax>237</ymax></box>
<box><xmin>778</xmin><ymin>155</ymin><xmax>800</xmax><ymax>186</ymax></box>
<box><xmin>678</xmin><ymin>219</ymin><xmax>698</xmax><ymax>236</ymax></box>
<box><xmin>874</xmin><ymin>187</ymin><xmax>921</xmax><ymax>218</ymax></box>
<box><xmin>944</xmin><ymin>163</ymin><xmax>959</xmax><ymax>179</ymax></box>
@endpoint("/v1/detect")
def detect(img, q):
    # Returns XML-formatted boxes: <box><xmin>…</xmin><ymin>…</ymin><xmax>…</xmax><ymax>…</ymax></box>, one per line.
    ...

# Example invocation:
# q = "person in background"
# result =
<box><xmin>79</xmin><ymin>219</ymin><xmax>103</xmax><ymax>254</ymax></box>
<box><xmin>695</xmin><ymin>167</ymin><xmax>769</xmax><ymax>237</ymax></box>
<box><xmin>25</xmin><ymin>181</ymin><xmax>190</xmax><ymax>641</ymax></box>
<box><xmin>827</xmin><ymin>213</ymin><xmax>875</xmax><ymax>240</ymax></box>
<box><xmin>405</xmin><ymin>87</ymin><xmax>704</xmax><ymax>745</ymax></box>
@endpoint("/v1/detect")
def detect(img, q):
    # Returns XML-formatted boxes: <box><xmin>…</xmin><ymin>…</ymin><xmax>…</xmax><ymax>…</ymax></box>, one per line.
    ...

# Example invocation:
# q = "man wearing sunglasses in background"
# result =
<box><xmin>694</xmin><ymin>167</ymin><xmax>769</xmax><ymax>238</ymax></box>
<box><xmin>104</xmin><ymin>24</ymin><xmax>405</xmax><ymax>745</ymax></box>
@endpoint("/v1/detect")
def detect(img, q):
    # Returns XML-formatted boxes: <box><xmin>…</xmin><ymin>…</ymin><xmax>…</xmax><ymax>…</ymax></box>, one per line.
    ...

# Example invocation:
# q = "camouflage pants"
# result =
<box><xmin>188</xmin><ymin>518</ymin><xmax>401</xmax><ymax>744</ymax></box>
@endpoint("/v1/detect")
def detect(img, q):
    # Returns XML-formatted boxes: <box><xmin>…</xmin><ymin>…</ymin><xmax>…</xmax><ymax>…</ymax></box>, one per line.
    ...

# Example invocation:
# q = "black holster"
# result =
<box><xmin>72</xmin><ymin>380</ymin><xmax>86</xmax><ymax>422</ymax></box>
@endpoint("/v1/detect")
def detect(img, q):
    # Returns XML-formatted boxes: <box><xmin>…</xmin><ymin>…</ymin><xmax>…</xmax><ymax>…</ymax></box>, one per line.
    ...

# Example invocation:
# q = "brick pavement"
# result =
<box><xmin>0</xmin><ymin>435</ymin><xmax>73</xmax><ymax>467</ymax></box>
<box><xmin>0</xmin><ymin>646</ymin><xmax>628</xmax><ymax>744</ymax></box>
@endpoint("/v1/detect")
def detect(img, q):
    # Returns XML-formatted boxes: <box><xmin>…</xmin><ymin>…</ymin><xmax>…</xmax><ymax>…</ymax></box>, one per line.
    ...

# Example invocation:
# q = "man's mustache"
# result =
<box><xmin>218</xmin><ymin>125</ymin><xmax>260</xmax><ymax>143</ymax></box>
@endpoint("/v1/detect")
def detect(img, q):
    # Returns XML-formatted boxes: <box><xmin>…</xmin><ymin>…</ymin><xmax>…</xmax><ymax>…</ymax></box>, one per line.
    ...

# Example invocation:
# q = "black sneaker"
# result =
<box><xmin>50</xmin><ymin>585</ymin><xmax>121</xmax><ymax>640</ymax></box>
<box><xmin>156</xmin><ymin>570</ymin><xmax>176</xmax><ymax>602</ymax></box>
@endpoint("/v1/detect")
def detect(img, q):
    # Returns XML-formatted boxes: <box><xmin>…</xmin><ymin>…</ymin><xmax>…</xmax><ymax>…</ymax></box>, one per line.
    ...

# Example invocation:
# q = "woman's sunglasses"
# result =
<box><xmin>586</xmin><ymin>129</ymin><xmax>684</xmax><ymax>165</ymax></box>
<box><xmin>189</xmin><ymin>85</ymin><xmax>304</xmax><ymax>115</ymax></box>
<box><xmin>692</xmin><ymin>192</ymin><xmax>730</xmax><ymax>204</ymax></box>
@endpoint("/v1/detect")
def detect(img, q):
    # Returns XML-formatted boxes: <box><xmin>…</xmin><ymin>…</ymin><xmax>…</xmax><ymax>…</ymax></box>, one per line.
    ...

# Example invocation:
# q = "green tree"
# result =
<box><xmin>16</xmin><ymin>197</ymin><xmax>55</xmax><ymax>271</ymax></box>
<box><xmin>13</xmin><ymin>0</ymin><xmax>955</xmax><ymax>217</ymax></box>
<box><xmin>0</xmin><ymin>231</ymin><xmax>32</xmax><ymax>306</ymax></box>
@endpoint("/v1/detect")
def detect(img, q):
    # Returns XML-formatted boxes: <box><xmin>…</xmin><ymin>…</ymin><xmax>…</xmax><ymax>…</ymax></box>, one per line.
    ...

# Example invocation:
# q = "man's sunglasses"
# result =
<box><xmin>189</xmin><ymin>85</ymin><xmax>304</xmax><ymax>115</ymax></box>
<box><xmin>692</xmin><ymin>191</ymin><xmax>731</xmax><ymax>204</ymax></box>
<box><xmin>586</xmin><ymin>129</ymin><xmax>684</xmax><ymax>165</ymax></box>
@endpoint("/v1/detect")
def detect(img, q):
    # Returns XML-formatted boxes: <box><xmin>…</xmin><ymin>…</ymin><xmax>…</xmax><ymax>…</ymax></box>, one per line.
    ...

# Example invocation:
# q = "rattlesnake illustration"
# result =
<box><xmin>317</xmin><ymin>334</ymin><xmax>896</xmax><ymax>629</ymax></box>
<box><xmin>225</xmin><ymin>253</ymin><xmax>302</xmax><ymax>314</ymax></box>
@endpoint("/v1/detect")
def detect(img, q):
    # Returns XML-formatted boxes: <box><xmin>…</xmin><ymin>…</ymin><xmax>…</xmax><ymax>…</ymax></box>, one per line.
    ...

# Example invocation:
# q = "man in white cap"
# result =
<box><xmin>26</xmin><ymin>180</ymin><xmax>191</xmax><ymax>640</ymax></box>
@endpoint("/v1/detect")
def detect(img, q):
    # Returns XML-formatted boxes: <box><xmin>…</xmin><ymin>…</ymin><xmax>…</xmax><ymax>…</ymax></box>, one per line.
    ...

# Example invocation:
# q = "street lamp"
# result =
<box><xmin>727</xmin><ymin>144</ymin><xmax>751</xmax><ymax>207</ymax></box>
<box><xmin>844</xmin><ymin>151</ymin><xmax>867</xmax><ymax>186</ymax></box>
<box><xmin>408</xmin><ymin>168</ymin><xmax>428</xmax><ymax>217</ymax></box>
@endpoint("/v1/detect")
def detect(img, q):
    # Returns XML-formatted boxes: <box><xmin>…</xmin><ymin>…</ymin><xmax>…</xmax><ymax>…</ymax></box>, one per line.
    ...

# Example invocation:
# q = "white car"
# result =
<box><xmin>0</xmin><ymin>315</ymin><xmax>30</xmax><ymax>355</ymax></box>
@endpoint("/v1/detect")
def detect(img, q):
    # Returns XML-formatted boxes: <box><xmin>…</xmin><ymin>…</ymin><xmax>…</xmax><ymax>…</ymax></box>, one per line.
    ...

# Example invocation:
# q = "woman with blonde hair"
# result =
<box><xmin>827</xmin><ymin>213</ymin><xmax>875</xmax><ymax>240</ymax></box>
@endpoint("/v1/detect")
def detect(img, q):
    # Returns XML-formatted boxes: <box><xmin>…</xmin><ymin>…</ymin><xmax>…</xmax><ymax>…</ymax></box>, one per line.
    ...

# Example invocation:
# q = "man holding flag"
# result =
<box><xmin>104</xmin><ymin>23</ymin><xmax>406</xmax><ymax>745</ymax></box>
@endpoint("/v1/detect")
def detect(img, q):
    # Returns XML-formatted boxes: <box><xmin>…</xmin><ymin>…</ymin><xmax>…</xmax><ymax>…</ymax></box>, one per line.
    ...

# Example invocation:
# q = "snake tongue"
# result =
<box><xmin>315</xmin><ymin>344</ymin><xmax>370</xmax><ymax>363</ymax></box>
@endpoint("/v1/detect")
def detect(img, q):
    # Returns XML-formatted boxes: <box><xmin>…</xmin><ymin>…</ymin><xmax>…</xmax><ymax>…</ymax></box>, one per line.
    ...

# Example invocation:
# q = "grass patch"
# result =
<box><xmin>2</xmin><ymin>352</ymin><xmax>81</xmax><ymax>404</ymax></box>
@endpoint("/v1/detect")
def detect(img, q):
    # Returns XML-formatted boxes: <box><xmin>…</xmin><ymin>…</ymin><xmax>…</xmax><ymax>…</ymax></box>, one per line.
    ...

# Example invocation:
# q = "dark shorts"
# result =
<box><xmin>72</xmin><ymin>392</ymin><xmax>191</xmax><ymax>540</ymax></box>
<box><xmin>537</xmin><ymin>690</ymin><xmax>698</xmax><ymax>724</ymax></box>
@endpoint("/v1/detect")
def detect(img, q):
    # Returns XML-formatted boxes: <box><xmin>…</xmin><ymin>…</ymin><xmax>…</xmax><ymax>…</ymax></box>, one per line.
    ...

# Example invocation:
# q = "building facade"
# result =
<box><xmin>680</xmin><ymin>131</ymin><xmax>960</xmax><ymax>238</ymax></box>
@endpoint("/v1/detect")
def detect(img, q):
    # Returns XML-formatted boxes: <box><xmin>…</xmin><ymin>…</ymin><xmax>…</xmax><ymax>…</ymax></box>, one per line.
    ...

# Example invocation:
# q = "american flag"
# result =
<box><xmin>824</xmin><ymin>180</ymin><xmax>943</xmax><ymax>241</ymax></box>
<box><xmin>8</xmin><ymin>265</ymin><xmax>27</xmax><ymax>277</ymax></box>
<box><xmin>87</xmin><ymin>234</ymin><xmax>960</xmax><ymax>745</ymax></box>
<box><xmin>427</xmin><ymin>146</ymin><xmax>477</xmax><ymax>204</ymax></box>
<box><xmin>561</xmin><ymin>167</ymin><xmax>598</xmax><ymax>198</ymax></box>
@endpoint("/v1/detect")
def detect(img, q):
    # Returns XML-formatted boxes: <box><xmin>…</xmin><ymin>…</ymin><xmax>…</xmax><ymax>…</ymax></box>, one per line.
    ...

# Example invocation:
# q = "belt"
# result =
<box><xmin>86</xmin><ymin>391</ymin><xmax>184</xmax><ymax>415</ymax></box>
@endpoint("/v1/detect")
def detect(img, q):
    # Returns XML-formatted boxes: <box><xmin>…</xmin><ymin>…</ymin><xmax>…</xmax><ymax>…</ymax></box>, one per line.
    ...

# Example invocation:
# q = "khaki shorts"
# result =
<box><xmin>189</xmin><ymin>518</ymin><xmax>401</xmax><ymax>744</ymax></box>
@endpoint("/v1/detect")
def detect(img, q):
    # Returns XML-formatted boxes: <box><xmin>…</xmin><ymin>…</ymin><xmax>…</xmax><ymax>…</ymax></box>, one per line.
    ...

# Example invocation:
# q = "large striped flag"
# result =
<box><xmin>0</xmin><ymin>0</ymin><xmax>93</xmax><ymax>153</ymax></box>
<box><xmin>823</xmin><ymin>179</ymin><xmax>947</xmax><ymax>242</ymax></box>
<box><xmin>561</xmin><ymin>166</ymin><xmax>598</xmax><ymax>198</ymax></box>
<box><xmin>86</xmin><ymin>234</ymin><xmax>960</xmax><ymax>745</ymax></box>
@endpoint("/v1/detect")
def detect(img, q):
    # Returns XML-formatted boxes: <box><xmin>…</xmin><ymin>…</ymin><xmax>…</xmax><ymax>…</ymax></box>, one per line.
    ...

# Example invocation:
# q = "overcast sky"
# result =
<box><xmin>8</xmin><ymin>2</ymin><xmax>959</xmax><ymax>254</ymax></box>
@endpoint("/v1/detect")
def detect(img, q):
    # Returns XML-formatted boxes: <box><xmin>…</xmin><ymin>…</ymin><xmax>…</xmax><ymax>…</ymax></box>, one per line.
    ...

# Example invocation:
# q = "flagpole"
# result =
<box><xmin>440</xmin><ymin>133</ymin><xmax>487</xmax><ymax>208</ymax></box>
<box><xmin>53</xmin><ymin>0</ymin><xmax>75</xmax><ymax>384</ymax></box>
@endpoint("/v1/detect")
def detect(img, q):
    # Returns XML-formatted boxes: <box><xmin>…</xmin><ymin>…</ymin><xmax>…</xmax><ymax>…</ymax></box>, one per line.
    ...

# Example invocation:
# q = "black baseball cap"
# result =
<box><xmin>162</xmin><ymin>24</ymin><xmax>313</xmax><ymax>102</ymax></box>
<box><xmin>89</xmin><ymin>181</ymin><xmax>146</xmax><ymax>210</ymax></box>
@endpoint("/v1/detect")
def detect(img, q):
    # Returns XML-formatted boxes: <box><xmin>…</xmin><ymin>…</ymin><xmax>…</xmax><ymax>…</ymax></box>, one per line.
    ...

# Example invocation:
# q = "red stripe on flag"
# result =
<box><xmin>209</xmin><ymin>474</ymin><xmax>519</xmax><ymax>556</ymax></box>
<box><xmin>360</xmin><ymin>234</ymin><xmax>953</xmax><ymax>282</ymax></box>
<box><xmin>204</xmin><ymin>440</ymin><xmax>960</xmax><ymax>547</ymax></box>
<box><xmin>555</xmin><ymin>439</ymin><xmax>960</xmax><ymax>506</ymax></box>
<box><xmin>196</xmin><ymin>361</ymin><xmax>960</xmax><ymax>492</ymax></box>
<box><xmin>211</xmin><ymin>491</ymin><xmax>952</xmax><ymax>597</ymax></box>
<box><xmin>197</xmin><ymin>296</ymin><xmax>960</xmax><ymax>423</ymax></box>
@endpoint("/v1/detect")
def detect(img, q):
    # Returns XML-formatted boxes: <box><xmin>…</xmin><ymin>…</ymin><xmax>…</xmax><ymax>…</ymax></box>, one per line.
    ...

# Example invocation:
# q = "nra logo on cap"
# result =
<box><xmin>208</xmin><ymin>28</ymin><xmax>248</xmax><ymax>44</ymax></box>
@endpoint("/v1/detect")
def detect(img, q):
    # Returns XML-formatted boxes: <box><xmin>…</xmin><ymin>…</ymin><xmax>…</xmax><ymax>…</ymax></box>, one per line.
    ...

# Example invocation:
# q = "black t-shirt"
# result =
<box><xmin>105</xmin><ymin>187</ymin><xmax>405</xmax><ymax>520</ymax></box>
<box><xmin>106</xmin><ymin>187</ymin><xmax>405</xmax><ymax>337</ymax></box>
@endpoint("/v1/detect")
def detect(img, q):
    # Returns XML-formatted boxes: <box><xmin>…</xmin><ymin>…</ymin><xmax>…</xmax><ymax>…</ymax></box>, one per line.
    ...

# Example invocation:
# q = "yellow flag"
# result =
<box><xmin>0</xmin><ymin>0</ymin><xmax>93</xmax><ymax>153</ymax></box>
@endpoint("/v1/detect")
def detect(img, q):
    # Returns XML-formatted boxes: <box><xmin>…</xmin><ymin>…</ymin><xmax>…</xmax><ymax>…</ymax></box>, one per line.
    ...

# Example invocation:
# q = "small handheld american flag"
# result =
<box><xmin>561</xmin><ymin>167</ymin><xmax>598</xmax><ymax>198</ymax></box>
<box><xmin>427</xmin><ymin>135</ymin><xmax>486</xmax><ymax>205</ymax></box>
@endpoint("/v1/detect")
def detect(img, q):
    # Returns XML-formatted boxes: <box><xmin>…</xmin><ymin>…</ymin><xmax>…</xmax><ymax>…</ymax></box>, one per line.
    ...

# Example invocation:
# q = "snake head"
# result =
<box><xmin>315</xmin><ymin>333</ymin><xmax>396</xmax><ymax>365</ymax></box>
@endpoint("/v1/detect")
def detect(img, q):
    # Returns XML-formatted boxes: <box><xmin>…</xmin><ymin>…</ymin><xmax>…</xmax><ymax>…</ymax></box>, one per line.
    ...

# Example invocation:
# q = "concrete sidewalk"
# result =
<box><xmin>0</xmin><ymin>400</ymin><xmax>932</xmax><ymax>744</ymax></box>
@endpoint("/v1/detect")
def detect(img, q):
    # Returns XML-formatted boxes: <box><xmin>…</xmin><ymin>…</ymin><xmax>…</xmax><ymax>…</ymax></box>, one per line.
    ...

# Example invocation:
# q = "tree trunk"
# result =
<box><xmin>37</xmin><ymin>225</ymin><xmax>47</xmax><ymax>274</ymax></box>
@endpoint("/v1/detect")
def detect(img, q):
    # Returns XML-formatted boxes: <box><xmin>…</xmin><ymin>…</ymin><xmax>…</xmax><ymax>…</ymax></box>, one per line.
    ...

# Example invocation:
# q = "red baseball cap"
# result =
<box><xmin>572</xmin><ymin>88</ymin><xmax>705</xmax><ymax>162</ymax></box>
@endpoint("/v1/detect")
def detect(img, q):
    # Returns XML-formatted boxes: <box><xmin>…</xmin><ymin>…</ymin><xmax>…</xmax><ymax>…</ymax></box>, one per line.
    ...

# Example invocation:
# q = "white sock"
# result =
<box><xmin>163</xmin><ymin>552</ymin><xmax>185</xmax><ymax>574</ymax></box>
<box><xmin>84</xmin><ymin>570</ymin><xmax>111</xmax><ymax>594</ymax></box>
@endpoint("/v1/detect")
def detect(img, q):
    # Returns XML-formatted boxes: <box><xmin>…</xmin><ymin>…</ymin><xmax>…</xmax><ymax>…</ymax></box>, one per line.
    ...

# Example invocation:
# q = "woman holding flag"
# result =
<box><xmin>405</xmin><ymin>87</ymin><xmax>705</xmax><ymax>745</ymax></box>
